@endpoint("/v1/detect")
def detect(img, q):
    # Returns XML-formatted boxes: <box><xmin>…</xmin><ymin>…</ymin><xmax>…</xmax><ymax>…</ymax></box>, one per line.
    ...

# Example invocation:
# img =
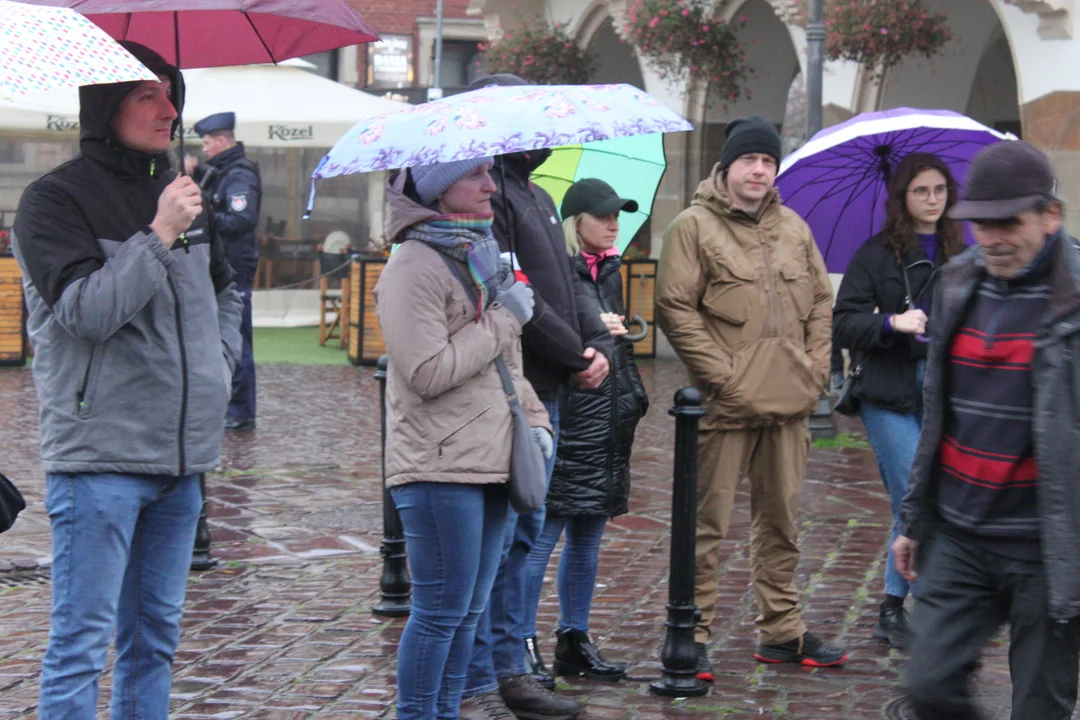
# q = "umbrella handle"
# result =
<box><xmin>624</xmin><ymin>313</ymin><xmax>649</xmax><ymax>343</ymax></box>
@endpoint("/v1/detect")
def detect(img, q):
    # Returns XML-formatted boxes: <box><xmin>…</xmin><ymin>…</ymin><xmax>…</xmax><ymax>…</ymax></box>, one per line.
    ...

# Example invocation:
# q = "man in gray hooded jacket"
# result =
<box><xmin>13</xmin><ymin>42</ymin><xmax>242</xmax><ymax>718</ymax></box>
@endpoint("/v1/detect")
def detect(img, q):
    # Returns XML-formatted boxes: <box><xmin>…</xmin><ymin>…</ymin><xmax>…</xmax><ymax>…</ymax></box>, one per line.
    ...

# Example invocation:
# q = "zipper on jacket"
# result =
<box><xmin>150</xmin><ymin>159</ymin><xmax>156</xmax><ymax>176</ymax></box>
<box><xmin>167</xmin><ymin>277</ymin><xmax>189</xmax><ymax>475</ymax></box>
<box><xmin>75</xmin><ymin>347</ymin><xmax>96</xmax><ymax>413</ymax></box>
<box><xmin>436</xmin><ymin>407</ymin><xmax>491</xmax><ymax>458</ymax></box>
<box><xmin>761</xmin><ymin>233</ymin><xmax>779</xmax><ymax>337</ymax></box>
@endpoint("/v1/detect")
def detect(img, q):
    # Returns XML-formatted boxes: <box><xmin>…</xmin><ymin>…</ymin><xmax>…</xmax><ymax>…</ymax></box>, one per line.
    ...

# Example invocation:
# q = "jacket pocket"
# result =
<box><xmin>713</xmin><ymin>338</ymin><xmax>821</xmax><ymax>422</ymax></box>
<box><xmin>780</xmin><ymin>259</ymin><xmax>814</xmax><ymax>322</ymax></box>
<box><xmin>75</xmin><ymin>345</ymin><xmax>104</xmax><ymax>419</ymax></box>
<box><xmin>701</xmin><ymin>264</ymin><xmax>757</xmax><ymax>347</ymax></box>
<box><xmin>437</xmin><ymin>406</ymin><xmax>492</xmax><ymax>458</ymax></box>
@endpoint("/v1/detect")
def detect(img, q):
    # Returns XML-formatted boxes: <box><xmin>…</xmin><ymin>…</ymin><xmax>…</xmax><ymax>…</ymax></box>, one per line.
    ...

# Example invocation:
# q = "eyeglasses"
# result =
<box><xmin>909</xmin><ymin>184</ymin><xmax>949</xmax><ymax>201</ymax></box>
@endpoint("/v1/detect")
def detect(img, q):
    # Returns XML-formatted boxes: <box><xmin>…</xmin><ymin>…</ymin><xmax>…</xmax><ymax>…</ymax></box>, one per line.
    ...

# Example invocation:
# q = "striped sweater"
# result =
<box><xmin>936</xmin><ymin>241</ymin><xmax>1055</xmax><ymax>555</ymax></box>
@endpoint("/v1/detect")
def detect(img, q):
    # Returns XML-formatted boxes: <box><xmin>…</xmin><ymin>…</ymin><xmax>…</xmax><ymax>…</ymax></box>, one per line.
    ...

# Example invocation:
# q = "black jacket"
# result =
<box><xmin>195</xmin><ymin>143</ymin><xmax>261</xmax><ymax>283</ymax></box>
<box><xmin>901</xmin><ymin>235</ymin><xmax>1080</xmax><ymax>619</ymax></box>
<box><xmin>492</xmin><ymin>155</ymin><xmax>613</xmax><ymax>400</ymax></box>
<box><xmin>833</xmin><ymin>232</ymin><xmax>939</xmax><ymax>413</ymax></box>
<box><xmin>547</xmin><ymin>254</ymin><xmax>647</xmax><ymax>517</ymax></box>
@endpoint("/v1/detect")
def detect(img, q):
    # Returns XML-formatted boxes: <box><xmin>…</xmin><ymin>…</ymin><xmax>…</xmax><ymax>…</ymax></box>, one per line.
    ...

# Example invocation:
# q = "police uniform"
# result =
<box><xmin>194</xmin><ymin>112</ymin><xmax>261</xmax><ymax>426</ymax></box>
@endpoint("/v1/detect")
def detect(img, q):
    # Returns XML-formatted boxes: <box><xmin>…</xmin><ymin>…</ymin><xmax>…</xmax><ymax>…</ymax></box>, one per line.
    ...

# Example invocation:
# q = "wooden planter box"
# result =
<box><xmin>347</xmin><ymin>255</ymin><xmax>387</xmax><ymax>366</ymax></box>
<box><xmin>620</xmin><ymin>258</ymin><xmax>658</xmax><ymax>359</ymax></box>
<box><xmin>0</xmin><ymin>255</ymin><xmax>26</xmax><ymax>366</ymax></box>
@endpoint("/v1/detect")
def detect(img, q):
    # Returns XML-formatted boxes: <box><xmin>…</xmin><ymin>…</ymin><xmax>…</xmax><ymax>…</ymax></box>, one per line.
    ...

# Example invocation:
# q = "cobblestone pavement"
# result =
<box><xmin>0</xmin><ymin>359</ymin><xmax>1060</xmax><ymax>719</ymax></box>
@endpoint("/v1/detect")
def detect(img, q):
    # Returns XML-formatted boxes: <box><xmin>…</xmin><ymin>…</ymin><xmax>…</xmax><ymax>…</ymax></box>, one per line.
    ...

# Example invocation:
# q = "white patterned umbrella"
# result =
<box><xmin>0</xmin><ymin>0</ymin><xmax>156</xmax><ymax>97</ymax></box>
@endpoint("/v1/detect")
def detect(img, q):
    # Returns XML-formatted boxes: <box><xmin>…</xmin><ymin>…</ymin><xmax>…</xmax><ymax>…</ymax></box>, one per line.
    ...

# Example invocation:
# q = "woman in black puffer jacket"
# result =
<box><xmin>521</xmin><ymin>178</ymin><xmax>648</xmax><ymax>684</ymax></box>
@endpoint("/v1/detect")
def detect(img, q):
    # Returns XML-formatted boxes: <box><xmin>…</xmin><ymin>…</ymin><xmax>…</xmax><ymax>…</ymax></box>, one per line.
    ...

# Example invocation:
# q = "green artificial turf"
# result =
<box><xmin>252</xmin><ymin>326</ymin><xmax>351</xmax><ymax>366</ymax></box>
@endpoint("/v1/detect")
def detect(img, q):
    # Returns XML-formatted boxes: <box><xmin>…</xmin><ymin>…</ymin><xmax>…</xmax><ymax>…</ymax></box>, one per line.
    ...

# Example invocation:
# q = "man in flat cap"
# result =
<box><xmin>187</xmin><ymin>112</ymin><xmax>262</xmax><ymax>432</ymax></box>
<box><xmin>896</xmin><ymin>140</ymin><xmax>1080</xmax><ymax>719</ymax></box>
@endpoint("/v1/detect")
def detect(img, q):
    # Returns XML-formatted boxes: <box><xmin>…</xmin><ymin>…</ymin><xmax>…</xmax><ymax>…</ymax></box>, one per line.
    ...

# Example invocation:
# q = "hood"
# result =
<box><xmin>691</xmin><ymin>162</ymin><xmax>781</xmax><ymax>224</ymax></box>
<box><xmin>385</xmin><ymin>169</ymin><xmax>439</xmax><ymax>242</ymax></box>
<box><xmin>78</xmin><ymin>41</ymin><xmax>183</xmax><ymax>177</ymax></box>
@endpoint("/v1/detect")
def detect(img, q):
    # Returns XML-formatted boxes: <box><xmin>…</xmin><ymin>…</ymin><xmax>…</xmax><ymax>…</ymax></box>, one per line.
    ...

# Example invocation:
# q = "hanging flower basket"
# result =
<box><xmin>478</xmin><ymin>20</ymin><xmax>598</xmax><ymax>86</ymax></box>
<box><xmin>825</xmin><ymin>0</ymin><xmax>952</xmax><ymax>71</ymax></box>
<box><xmin>624</xmin><ymin>0</ymin><xmax>751</xmax><ymax>103</ymax></box>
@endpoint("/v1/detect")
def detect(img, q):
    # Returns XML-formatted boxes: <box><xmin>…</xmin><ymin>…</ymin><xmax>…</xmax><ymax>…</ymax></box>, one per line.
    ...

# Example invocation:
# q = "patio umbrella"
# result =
<box><xmin>0</xmin><ymin>0</ymin><xmax>156</xmax><ymax>96</ymax></box>
<box><xmin>531</xmin><ymin>133</ymin><xmax>667</xmax><ymax>254</ymax></box>
<box><xmin>307</xmin><ymin>83</ymin><xmax>693</xmax><ymax>201</ymax></box>
<box><xmin>20</xmin><ymin>1</ymin><xmax>378</xmax><ymax>68</ymax></box>
<box><xmin>776</xmin><ymin>107</ymin><xmax>1011</xmax><ymax>273</ymax></box>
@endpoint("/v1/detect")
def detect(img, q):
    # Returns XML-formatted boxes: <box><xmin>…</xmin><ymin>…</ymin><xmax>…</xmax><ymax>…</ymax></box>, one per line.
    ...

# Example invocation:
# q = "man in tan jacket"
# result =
<box><xmin>656</xmin><ymin>116</ymin><xmax>844</xmax><ymax>679</ymax></box>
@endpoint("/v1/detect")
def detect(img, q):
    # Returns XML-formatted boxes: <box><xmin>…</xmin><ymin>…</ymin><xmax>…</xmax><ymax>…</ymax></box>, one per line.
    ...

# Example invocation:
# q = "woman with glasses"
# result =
<box><xmin>833</xmin><ymin>152</ymin><xmax>965</xmax><ymax>650</ymax></box>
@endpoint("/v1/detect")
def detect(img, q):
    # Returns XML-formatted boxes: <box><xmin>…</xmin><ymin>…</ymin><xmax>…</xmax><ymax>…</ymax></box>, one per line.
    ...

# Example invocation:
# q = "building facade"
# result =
<box><xmin>467</xmin><ymin>0</ymin><xmax>1080</xmax><ymax>248</ymax></box>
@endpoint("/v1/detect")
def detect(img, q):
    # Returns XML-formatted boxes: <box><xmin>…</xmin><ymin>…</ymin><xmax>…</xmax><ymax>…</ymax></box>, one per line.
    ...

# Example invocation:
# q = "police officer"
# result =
<box><xmin>186</xmin><ymin>112</ymin><xmax>261</xmax><ymax>431</ymax></box>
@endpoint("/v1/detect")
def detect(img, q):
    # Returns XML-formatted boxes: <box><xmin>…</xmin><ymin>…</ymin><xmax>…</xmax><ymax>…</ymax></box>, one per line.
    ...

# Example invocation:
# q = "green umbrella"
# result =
<box><xmin>531</xmin><ymin>133</ymin><xmax>667</xmax><ymax>253</ymax></box>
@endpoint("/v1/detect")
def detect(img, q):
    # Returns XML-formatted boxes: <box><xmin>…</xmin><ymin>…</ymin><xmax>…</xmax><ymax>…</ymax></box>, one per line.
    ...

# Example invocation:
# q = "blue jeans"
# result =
<box><xmin>522</xmin><ymin>514</ymin><xmax>608</xmax><ymax>635</ymax></box>
<box><xmin>392</xmin><ymin>482</ymin><xmax>508</xmax><ymax>719</ymax></box>
<box><xmin>38</xmin><ymin>473</ymin><xmax>202</xmax><ymax>720</ymax></box>
<box><xmin>860</xmin><ymin>359</ymin><xmax>925</xmax><ymax>600</ymax></box>
<box><xmin>465</xmin><ymin>400</ymin><xmax>559</xmax><ymax>696</ymax></box>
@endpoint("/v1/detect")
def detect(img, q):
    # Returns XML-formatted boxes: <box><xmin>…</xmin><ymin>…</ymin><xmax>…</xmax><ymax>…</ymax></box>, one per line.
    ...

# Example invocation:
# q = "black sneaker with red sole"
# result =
<box><xmin>754</xmin><ymin>632</ymin><xmax>847</xmax><ymax>667</ymax></box>
<box><xmin>694</xmin><ymin>642</ymin><xmax>714</xmax><ymax>682</ymax></box>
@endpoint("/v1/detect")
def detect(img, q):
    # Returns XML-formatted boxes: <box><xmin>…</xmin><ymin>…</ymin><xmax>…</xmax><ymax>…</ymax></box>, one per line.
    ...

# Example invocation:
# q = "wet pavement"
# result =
<box><xmin>0</xmin><ymin>359</ymin><xmax>1061</xmax><ymax>718</ymax></box>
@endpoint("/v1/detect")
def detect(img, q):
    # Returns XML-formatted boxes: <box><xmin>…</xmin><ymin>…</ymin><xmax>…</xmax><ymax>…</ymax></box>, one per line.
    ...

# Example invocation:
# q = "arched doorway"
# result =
<box><xmin>878</xmin><ymin>0</ymin><xmax>1020</xmax><ymax>136</ymax></box>
<box><xmin>694</xmin><ymin>0</ymin><xmax>802</xmax><ymax>185</ymax></box>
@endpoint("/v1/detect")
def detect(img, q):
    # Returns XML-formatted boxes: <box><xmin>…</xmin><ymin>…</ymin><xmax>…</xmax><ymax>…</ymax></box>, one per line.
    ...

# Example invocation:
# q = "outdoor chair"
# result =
<box><xmin>317</xmin><ymin>231</ymin><xmax>353</xmax><ymax>348</ymax></box>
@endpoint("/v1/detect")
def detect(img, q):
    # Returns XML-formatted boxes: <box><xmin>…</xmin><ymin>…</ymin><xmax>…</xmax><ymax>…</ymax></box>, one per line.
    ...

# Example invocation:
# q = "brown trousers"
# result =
<box><xmin>694</xmin><ymin>418</ymin><xmax>810</xmax><ymax>645</ymax></box>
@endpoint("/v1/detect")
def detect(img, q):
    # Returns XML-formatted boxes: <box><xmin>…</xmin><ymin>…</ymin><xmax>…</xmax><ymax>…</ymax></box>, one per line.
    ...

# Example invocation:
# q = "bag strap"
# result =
<box><xmin>437</xmin><ymin>251</ymin><xmax>519</xmax><ymax>402</ymax></box>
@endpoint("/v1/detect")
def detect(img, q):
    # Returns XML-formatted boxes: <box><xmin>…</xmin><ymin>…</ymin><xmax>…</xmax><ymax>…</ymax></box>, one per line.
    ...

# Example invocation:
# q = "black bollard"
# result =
<box><xmin>651</xmin><ymin>388</ymin><xmax>709</xmax><ymax>697</ymax></box>
<box><xmin>808</xmin><ymin>391</ymin><xmax>837</xmax><ymax>441</ymax></box>
<box><xmin>191</xmin><ymin>473</ymin><xmax>219</xmax><ymax>571</ymax></box>
<box><xmin>373</xmin><ymin>355</ymin><xmax>411</xmax><ymax>617</ymax></box>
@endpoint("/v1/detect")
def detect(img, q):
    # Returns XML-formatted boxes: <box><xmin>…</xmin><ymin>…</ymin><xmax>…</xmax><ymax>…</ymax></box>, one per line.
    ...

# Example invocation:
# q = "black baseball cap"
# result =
<box><xmin>949</xmin><ymin>140</ymin><xmax>1057</xmax><ymax>221</ymax></box>
<box><xmin>560</xmin><ymin>178</ymin><xmax>639</xmax><ymax>219</ymax></box>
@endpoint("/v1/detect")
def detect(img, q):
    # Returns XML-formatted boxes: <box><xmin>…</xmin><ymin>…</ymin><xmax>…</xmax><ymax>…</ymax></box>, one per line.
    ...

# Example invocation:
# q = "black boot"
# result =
<box><xmin>523</xmin><ymin>637</ymin><xmax>555</xmax><ymax>690</ymax></box>
<box><xmin>190</xmin><ymin>474</ymin><xmax>218</xmax><ymax>571</ymax></box>
<box><xmin>552</xmin><ymin>628</ymin><xmax>626</xmax><ymax>681</ymax></box>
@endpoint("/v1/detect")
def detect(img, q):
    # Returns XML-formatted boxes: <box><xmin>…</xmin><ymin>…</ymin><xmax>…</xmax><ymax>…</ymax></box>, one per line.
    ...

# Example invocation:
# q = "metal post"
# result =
<box><xmin>428</xmin><ymin>0</ymin><xmax>445</xmax><ymax>101</ymax></box>
<box><xmin>806</xmin><ymin>0</ymin><xmax>825</xmax><ymax>138</ymax></box>
<box><xmin>190</xmin><ymin>474</ymin><xmax>219</xmax><ymax>571</ymax></box>
<box><xmin>373</xmin><ymin>355</ymin><xmax>411</xmax><ymax>617</ymax></box>
<box><xmin>651</xmin><ymin>388</ymin><xmax>708</xmax><ymax>697</ymax></box>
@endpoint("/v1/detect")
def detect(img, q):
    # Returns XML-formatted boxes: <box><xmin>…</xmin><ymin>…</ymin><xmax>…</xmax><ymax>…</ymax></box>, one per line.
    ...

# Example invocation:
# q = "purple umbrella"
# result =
<box><xmin>777</xmin><ymin>107</ymin><xmax>1012</xmax><ymax>273</ymax></box>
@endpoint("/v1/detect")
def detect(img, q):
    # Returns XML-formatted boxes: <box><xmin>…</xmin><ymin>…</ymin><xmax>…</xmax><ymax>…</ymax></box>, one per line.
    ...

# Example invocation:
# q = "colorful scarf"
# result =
<box><xmin>404</xmin><ymin>213</ymin><xmax>501</xmax><ymax>317</ymax></box>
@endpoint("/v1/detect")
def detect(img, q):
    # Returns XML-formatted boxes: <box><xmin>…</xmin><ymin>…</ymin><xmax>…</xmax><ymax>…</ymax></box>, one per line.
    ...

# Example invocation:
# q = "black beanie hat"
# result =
<box><xmin>719</xmin><ymin>115</ymin><xmax>782</xmax><ymax>173</ymax></box>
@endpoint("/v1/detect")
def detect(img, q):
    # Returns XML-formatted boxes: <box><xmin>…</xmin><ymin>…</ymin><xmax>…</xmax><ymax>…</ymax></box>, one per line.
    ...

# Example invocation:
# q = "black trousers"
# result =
<box><xmin>906</xmin><ymin>529</ymin><xmax>1080</xmax><ymax>720</ymax></box>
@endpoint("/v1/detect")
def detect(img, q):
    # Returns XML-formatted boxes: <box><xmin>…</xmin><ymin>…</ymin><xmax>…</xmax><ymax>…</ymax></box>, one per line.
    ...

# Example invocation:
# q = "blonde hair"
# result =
<box><xmin>562</xmin><ymin>214</ymin><xmax>581</xmax><ymax>257</ymax></box>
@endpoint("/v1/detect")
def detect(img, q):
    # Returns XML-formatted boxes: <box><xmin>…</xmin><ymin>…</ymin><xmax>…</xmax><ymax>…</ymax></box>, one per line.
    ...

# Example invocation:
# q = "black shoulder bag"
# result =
<box><xmin>0</xmin><ymin>473</ymin><xmax>26</xmax><ymax>534</ymax></box>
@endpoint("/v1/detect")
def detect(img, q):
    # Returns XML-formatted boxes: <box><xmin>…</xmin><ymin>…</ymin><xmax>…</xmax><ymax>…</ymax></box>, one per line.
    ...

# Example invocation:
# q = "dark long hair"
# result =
<box><xmin>881</xmin><ymin>152</ymin><xmax>963</xmax><ymax>264</ymax></box>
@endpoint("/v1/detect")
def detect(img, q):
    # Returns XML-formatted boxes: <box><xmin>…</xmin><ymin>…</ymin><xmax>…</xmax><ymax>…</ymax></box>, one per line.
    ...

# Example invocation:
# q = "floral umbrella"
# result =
<box><xmin>308</xmin><ymin>83</ymin><xmax>693</xmax><ymax>200</ymax></box>
<box><xmin>0</xmin><ymin>0</ymin><xmax>156</xmax><ymax>97</ymax></box>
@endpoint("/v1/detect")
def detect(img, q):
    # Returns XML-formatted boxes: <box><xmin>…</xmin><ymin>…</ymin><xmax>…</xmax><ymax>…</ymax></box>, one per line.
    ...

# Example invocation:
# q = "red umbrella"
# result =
<box><xmin>22</xmin><ymin>0</ymin><xmax>378</xmax><ymax>68</ymax></box>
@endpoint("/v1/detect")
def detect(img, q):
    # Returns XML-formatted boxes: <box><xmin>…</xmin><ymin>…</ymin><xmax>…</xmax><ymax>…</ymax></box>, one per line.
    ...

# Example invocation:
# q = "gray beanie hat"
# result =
<box><xmin>410</xmin><ymin>157</ymin><xmax>493</xmax><ymax>207</ymax></box>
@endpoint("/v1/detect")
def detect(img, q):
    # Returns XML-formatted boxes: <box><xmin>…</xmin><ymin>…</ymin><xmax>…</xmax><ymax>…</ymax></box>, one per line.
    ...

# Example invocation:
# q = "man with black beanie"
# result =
<box><xmin>457</xmin><ymin>73</ymin><xmax>612</xmax><ymax>720</ymax></box>
<box><xmin>13</xmin><ymin>42</ymin><xmax>242</xmax><ymax>718</ymax></box>
<box><xmin>657</xmin><ymin>115</ymin><xmax>841</xmax><ymax>679</ymax></box>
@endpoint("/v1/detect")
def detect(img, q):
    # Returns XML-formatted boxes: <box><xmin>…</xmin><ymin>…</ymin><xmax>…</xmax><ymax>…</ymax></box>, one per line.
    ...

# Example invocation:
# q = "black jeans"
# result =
<box><xmin>906</xmin><ymin>529</ymin><xmax>1080</xmax><ymax>720</ymax></box>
